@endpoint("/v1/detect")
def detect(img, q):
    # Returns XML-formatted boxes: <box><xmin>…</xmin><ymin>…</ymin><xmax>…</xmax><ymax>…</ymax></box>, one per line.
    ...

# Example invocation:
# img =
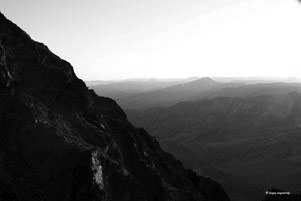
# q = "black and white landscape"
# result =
<box><xmin>90</xmin><ymin>78</ymin><xmax>301</xmax><ymax>201</ymax></box>
<box><xmin>2</xmin><ymin>0</ymin><xmax>301</xmax><ymax>201</ymax></box>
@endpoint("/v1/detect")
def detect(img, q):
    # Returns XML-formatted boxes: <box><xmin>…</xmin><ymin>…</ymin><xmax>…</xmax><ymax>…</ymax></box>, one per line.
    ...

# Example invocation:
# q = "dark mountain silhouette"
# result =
<box><xmin>112</xmin><ymin>77</ymin><xmax>242</xmax><ymax>110</ymax></box>
<box><xmin>127</xmin><ymin>93</ymin><xmax>301</xmax><ymax>201</ymax></box>
<box><xmin>0</xmin><ymin>13</ymin><xmax>230</xmax><ymax>201</ymax></box>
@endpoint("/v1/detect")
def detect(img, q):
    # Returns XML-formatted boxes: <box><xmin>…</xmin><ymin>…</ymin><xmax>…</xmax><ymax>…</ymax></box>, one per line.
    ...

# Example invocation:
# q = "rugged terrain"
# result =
<box><xmin>0</xmin><ymin>13</ymin><xmax>230</xmax><ymax>201</ymax></box>
<box><xmin>128</xmin><ymin>94</ymin><xmax>301</xmax><ymax>201</ymax></box>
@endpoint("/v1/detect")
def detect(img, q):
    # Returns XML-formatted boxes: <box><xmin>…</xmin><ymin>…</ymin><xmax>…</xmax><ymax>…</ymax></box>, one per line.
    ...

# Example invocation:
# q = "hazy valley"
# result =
<box><xmin>90</xmin><ymin>78</ymin><xmax>301</xmax><ymax>201</ymax></box>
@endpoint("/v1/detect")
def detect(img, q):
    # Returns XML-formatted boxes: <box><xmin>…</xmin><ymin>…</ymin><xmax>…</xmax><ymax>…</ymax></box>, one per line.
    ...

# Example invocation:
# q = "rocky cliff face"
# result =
<box><xmin>0</xmin><ymin>13</ymin><xmax>230</xmax><ymax>201</ymax></box>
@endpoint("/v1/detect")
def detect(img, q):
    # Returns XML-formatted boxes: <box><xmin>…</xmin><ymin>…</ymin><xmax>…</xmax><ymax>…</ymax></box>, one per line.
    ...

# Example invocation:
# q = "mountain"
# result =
<box><xmin>89</xmin><ymin>75</ymin><xmax>301</xmax><ymax>112</ymax></box>
<box><xmin>207</xmin><ymin>82</ymin><xmax>301</xmax><ymax>99</ymax></box>
<box><xmin>113</xmin><ymin>77</ymin><xmax>242</xmax><ymax>110</ymax></box>
<box><xmin>127</xmin><ymin>93</ymin><xmax>301</xmax><ymax>201</ymax></box>
<box><xmin>87</xmin><ymin>78</ymin><xmax>197</xmax><ymax>100</ymax></box>
<box><xmin>110</xmin><ymin>78</ymin><xmax>301</xmax><ymax>110</ymax></box>
<box><xmin>0</xmin><ymin>13</ymin><xmax>230</xmax><ymax>201</ymax></box>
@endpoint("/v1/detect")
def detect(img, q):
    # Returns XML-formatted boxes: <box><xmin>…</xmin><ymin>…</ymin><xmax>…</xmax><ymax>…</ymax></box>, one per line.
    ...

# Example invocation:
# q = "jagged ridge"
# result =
<box><xmin>0</xmin><ymin>13</ymin><xmax>230</xmax><ymax>201</ymax></box>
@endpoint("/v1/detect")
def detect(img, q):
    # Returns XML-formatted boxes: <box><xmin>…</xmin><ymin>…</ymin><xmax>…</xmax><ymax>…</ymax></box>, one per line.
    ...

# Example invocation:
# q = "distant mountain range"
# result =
<box><xmin>89</xmin><ymin>77</ymin><xmax>244</xmax><ymax>109</ymax></box>
<box><xmin>89</xmin><ymin>78</ymin><xmax>301</xmax><ymax>110</ymax></box>
<box><xmin>86</xmin><ymin>78</ymin><xmax>198</xmax><ymax>100</ymax></box>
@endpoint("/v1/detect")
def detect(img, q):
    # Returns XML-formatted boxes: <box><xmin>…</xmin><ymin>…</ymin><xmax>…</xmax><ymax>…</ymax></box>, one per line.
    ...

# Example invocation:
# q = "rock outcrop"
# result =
<box><xmin>0</xmin><ymin>13</ymin><xmax>230</xmax><ymax>201</ymax></box>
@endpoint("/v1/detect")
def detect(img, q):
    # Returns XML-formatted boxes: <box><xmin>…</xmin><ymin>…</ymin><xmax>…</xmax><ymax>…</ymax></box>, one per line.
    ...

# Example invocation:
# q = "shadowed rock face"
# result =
<box><xmin>0</xmin><ymin>13</ymin><xmax>230</xmax><ymax>201</ymax></box>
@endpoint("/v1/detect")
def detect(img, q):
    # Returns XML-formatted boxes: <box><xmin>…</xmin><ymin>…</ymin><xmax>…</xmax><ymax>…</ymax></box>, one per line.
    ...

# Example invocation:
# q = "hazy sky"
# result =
<box><xmin>2</xmin><ymin>0</ymin><xmax>301</xmax><ymax>80</ymax></box>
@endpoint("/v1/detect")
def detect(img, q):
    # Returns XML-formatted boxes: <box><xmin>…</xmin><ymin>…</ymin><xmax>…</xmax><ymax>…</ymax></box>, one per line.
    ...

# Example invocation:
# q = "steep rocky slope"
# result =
<box><xmin>0</xmin><ymin>13</ymin><xmax>230</xmax><ymax>201</ymax></box>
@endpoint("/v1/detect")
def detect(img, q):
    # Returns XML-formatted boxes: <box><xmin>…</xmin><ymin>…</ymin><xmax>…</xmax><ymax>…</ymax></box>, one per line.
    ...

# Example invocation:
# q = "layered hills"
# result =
<box><xmin>127</xmin><ymin>92</ymin><xmax>301</xmax><ymax>201</ymax></box>
<box><xmin>91</xmin><ymin>77</ymin><xmax>242</xmax><ymax>110</ymax></box>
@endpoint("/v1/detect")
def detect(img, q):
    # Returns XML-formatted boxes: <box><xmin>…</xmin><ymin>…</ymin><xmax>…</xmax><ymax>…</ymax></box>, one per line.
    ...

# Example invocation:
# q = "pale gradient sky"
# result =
<box><xmin>2</xmin><ymin>0</ymin><xmax>301</xmax><ymax>80</ymax></box>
